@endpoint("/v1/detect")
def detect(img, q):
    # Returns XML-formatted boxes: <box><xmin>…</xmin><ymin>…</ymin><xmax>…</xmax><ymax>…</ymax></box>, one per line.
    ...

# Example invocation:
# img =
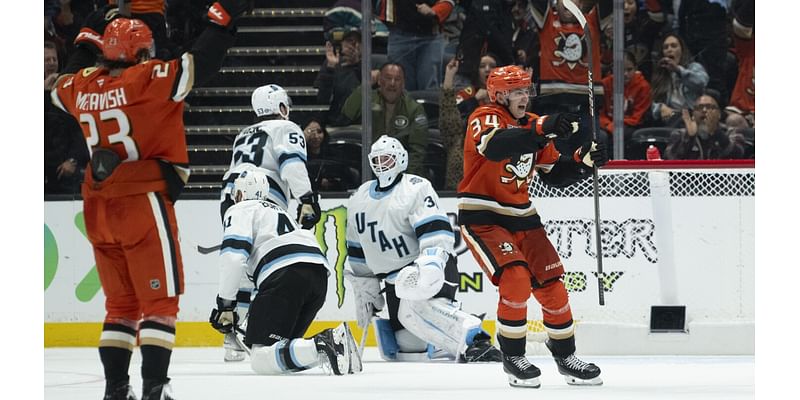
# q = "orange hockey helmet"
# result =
<box><xmin>102</xmin><ymin>18</ymin><xmax>154</xmax><ymax>63</ymax></box>
<box><xmin>486</xmin><ymin>65</ymin><xmax>532</xmax><ymax>102</ymax></box>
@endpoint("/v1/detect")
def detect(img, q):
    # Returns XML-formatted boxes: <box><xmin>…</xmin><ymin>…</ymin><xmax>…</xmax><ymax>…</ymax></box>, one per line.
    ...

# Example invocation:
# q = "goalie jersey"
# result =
<box><xmin>225</xmin><ymin>120</ymin><xmax>313</xmax><ymax>210</ymax></box>
<box><xmin>346</xmin><ymin>174</ymin><xmax>455</xmax><ymax>278</ymax></box>
<box><xmin>218</xmin><ymin>199</ymin><xmax>328</xmax><ymax>301</ymax></box>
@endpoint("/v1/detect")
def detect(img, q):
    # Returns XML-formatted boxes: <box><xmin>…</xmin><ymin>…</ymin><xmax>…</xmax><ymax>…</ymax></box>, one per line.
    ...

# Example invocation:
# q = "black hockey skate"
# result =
<box><xmin>141</xmin><ymin>378</ymin><xmax>175</xmax><ymax>400</ymax></box>
<box><xmin>502</xmin><ymin>354</ymin><xmax>541</xmax><ymax>388</ymax></box>
<box><xmin>461</xmin><ymin>332</ymin><xmax>502</xmax><ymax>362</ymax></box>
<box><xmin>103</xmin><ymin>382</ymin><xmax>137</xmax><ymax>400</ymax></box>
<box><xmin>313</xmin><ymin>323</ymin><xmax>355</xmax><ymax>375</ymax></box>
<box><xmin>546</xmin><ymin>340</ymin><xmax>602</xmax><ymax>385</ymax></box>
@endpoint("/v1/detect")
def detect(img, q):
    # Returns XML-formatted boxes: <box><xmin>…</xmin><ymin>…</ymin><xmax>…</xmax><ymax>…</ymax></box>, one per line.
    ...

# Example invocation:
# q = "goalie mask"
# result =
<box><xmin>251</xmin><ymin>84</ymin><xmax>292</xmax><ymax>119</ymax></box>
<box><xmin>369</xmin><ymin>135</ymin><xmax>408</xmax><ymax>188</ymax></box>
<box><xmin>102</xmin><ymin>18</ymin><xmax>155</xmax><ymax>63</ymax></box>
<box><xmin>233</xmin><ymin>168</ymin><xmax>270</xmax><ymax>202</ymax></box>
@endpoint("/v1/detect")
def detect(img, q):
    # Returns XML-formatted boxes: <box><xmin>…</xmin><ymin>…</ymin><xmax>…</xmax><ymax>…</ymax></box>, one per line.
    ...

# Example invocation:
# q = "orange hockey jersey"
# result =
<box><xmin>457</xmin><ymin>104</ymin><xmax>562</xmax><ymax>231</ymax></box>
<box><xmin>51</xmin><ymin>57</ymin><xmax>194</xmax><ymax>166</ymax></box>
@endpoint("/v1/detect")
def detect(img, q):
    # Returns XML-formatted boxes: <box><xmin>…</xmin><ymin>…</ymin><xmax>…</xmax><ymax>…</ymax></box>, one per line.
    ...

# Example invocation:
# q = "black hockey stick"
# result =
<box><xmin>197</xmin><ymin>244</ymin><xmax>222</xmax><ymax>255</ymax></box>
<box><xmin>562</xmin><ymin>0</ymin><xmax>605</xmax><ymax>306</ymax></box>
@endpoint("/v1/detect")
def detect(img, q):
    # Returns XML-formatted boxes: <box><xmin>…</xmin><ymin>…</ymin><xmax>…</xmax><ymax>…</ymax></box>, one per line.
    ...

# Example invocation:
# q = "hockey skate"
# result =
<box><xmin>546</xmin><ymin>340</ymin><xmax>602</xmax><ymax>386</ymax></box>
<box><xmin>141</xmin><ymin>379</ymin><xmax>175</xmax><ymax>400</ymax></box>
<box><xmin>502</xmin><ymin>354</ymin><xmax>541</xmax><ymax>388</ymax></box>
<box><xmin>103</xmin><ymin>382</ymin><xmax>137</xmax><ymax>400</ymax></box>
<box><xmin>461</xmin><ymin>332</ymin><xmax>502</xmax><ymax>362</ymax></box>
<box><xmin>313</xmin><ymin>323</ymin><xmax>356</xmax><ymax>375</ymax></box>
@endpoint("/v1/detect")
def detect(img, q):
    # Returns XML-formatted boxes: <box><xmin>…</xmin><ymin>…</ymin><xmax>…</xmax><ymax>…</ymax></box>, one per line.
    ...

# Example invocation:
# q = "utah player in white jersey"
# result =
<box><xmin>209</xmin><ymin>169</ymin><xmax>361</xmax><ymax>375</ymax></box>
<box><xmin>345</xmin><ymin>136</ymin><xmax>501</xmax><ymax>362</ymax></box>
<box><xmin>221</xmin><ymin>84</ymin><xmax>320</xmax><ymax>229</ymax></box>
<box><xmin>217</xmin><ymin>84</ymin><xmax>321</xmax><ymax>360</ymax></box>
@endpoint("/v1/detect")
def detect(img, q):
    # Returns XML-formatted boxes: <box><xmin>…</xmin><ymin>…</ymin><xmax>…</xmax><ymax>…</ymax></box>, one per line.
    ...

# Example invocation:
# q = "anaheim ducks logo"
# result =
<box><xmin>552</xmin><ymin>32</ymin><xmax>588</xmax><ymax>70</ymax></box>
<box><xmin>501</xmin><ymin>153</ymin><xmax>533</xmax><ymax>189</ymax></box>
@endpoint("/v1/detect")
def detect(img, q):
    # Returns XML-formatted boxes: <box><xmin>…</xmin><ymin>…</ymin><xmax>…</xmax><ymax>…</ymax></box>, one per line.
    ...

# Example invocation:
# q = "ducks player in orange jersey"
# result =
<box><xmin>457</xmin><ymin>65</ymin><xmax>607</xmax><ymax>388</ymax></box>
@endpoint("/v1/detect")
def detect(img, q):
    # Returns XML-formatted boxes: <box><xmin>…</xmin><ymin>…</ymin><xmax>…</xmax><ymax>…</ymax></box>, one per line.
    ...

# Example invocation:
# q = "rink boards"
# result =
<box><xmin>44</xmin><ymin>193</ymin><xmax>754</xmax><ymax>355</ymax></box>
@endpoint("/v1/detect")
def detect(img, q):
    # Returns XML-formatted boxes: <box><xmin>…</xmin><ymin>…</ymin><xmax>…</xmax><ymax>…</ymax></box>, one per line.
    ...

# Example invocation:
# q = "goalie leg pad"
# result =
<box><xmin>397</xmin><ymin>298</ymin><xmax>482</xmax><ymax>358</ymax></box>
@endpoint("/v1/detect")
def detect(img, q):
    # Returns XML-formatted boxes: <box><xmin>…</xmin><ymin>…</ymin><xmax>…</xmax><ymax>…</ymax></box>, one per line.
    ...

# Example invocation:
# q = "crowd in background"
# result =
<box><xmin>44</xmin><ymin>0</ymin><xmax>756</xmax><ymax>195</ymax></box>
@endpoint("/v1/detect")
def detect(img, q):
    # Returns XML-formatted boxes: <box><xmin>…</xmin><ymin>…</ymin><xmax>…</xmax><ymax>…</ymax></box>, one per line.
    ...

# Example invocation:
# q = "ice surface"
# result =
<box><xmin>44</xmin><ymin>347</ymin><xmax>753</xmax><ymax>399</ymax></box>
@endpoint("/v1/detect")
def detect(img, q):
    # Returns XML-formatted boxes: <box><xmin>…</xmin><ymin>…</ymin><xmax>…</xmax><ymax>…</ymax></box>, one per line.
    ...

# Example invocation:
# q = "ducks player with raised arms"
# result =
<box><xmin>209</xmin><ymin>169</ymin><xmax>361</xmax><ymax>376</ymax></box>
<box><xmin>457</xmin><ymin>65</ymin><xmax>608</xmax><ymax>388</ymax></box>
<box><xmin>218</xmin><ymin>84</ymin><xmax>322</xmax><ymax>361</ymax></box>
<box><xmin>345</xmin><ymin>136</ymin><xmax>502</xmax><ymax>362</ymax></box>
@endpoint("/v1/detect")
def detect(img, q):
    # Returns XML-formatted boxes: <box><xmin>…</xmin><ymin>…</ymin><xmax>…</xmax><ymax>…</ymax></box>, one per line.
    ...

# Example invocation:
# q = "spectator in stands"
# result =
<box><xmin>599</xmin><ymin>51</ymin><xmax>652</xmax><ymax>159</ymax></box>
<box><xmin>621</xmin><ymin>0</ymin><xmax>665</xmax><ymax>82</ymax></box>
<box><xmin>314</xmin><ymin>26</ymin><xmax>379</xmax><ymax>125</ymax></box>
<box><xmin>441</xmin><ymin>1</ymin><xmax>466</xmax><ymax>68</ymax></box>
<box><xmin>45</xmin><ymin>39</ymin><xmax>89</xmax><ymax>195</ymax></box>
<box><xmin>650</xmin><ymin>32</ymin><xmax>709</xmax><ymax>128</ymax></box>
<box><xmin>302</xmin><ymin>117</ymin><xmax>357</xmax><ymax>191</ymax></box>
<box><xmin>455</xmin><ymin>0</ymin><xmax>514</xmax><ymax>90</ymax></box>
<box><xmin>439</xmin><ymin>56</ymin><xmax>464</xmax><ymax>190</ymax></box>
<box><xmin>454</xmin><ymin>53</ymin><xmax>496</xmax><ymax>117</ymax></box>
<box><xmin>511</xmin><ymin>0</ymin><xmax>540</xmax><ymax>77</ymax></box>
<box><xmin>378</xmin><ymin>0</ymin><xmax>454</xmax><ymax>91</ymax></box>
<box><xmin>527</xmin><ymin>0</ymin><xmax>612</xmax><ymax>153</ymax></box>
<box><xmin>665</xmin><ymin>90</ymin><xmax>744</xmax><ymax>160</ymax></box>
<box><xmin>674</xmin><ymin>0</ymin><xmax>730</xmax><ymax>106</ymax></box>
<box><xmin>727</xmin><ymin>0</ymin><xmax>754</xmax><ymax>126</ymax></box>
<box><xmin>340</xmin><ymin>63</ymin><xmax>429</xmax><ymax>178</ymax></box>
<box><xmin>45</xmin><ymin>41</ymin><xmax>60</xmax><ymax>90</ymax></box>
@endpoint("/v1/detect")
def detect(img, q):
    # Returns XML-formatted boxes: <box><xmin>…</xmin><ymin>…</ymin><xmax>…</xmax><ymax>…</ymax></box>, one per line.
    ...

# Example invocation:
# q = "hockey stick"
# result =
<box><xmin>562</xmin><ymin>0</ymin><xmax>605</xmax><ymax>306</ymax></box>
<box><xmin>197</xmin><ymin>244</ymin><xmax>222</xmax><ymax>255</ymax></box>
<box><xmin>357</xmin><ymin>317</ymin><xmax>372</xmax><ymax>358</ymax></box>
<box><xmin>228</xmin><ymin>326</ymin><xmax>251</xmax><ymax>356</ymax></box>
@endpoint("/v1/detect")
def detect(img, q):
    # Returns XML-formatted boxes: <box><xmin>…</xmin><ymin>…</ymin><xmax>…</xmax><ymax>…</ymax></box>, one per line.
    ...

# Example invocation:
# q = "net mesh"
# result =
<box><xmin>524</xmin><ymin>167</ymin><xmax>754</xmax><ymax>341</ymax></box>
<box><xmin>529</xmin><ymin>168</ymin><xmax>755</xmax><ymax>198</ymax></box>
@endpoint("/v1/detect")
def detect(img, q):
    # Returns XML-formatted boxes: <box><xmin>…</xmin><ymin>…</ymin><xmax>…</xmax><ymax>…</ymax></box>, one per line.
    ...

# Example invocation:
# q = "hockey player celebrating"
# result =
<box><xmin>458</xmin><ymin>65</ymin><xmax>607</xmax><ymax>387</ymax></box>
<box><xmin>221</xmin><ymin>84</ymin><xmax>321</xmax><ymax>230</ymax></box>
<box><xmin>209</xmin><ymin>169</ymin><xmax>362</xmax><ymax>376</ymax></box>
<box><xmin>217</xmin><ymin>84</ymin><xmax>322</xmax><ymax>361</ymax></box>
<box><xmin>345</xmin><ymin>136</ymin><xmax>502</xmax><ymax>363</ymax></box>
<box><xmin>49</xmin><ymin>1</ymin><xmax>253</xmax><ymax>398</ymax></box>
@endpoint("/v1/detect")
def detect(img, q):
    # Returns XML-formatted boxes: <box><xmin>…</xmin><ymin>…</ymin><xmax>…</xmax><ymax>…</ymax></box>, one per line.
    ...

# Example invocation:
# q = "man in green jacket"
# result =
<box><xmin>340</xmin><ymin>63</ymin><xmax>429</xmax><ymax>178</ymax></box>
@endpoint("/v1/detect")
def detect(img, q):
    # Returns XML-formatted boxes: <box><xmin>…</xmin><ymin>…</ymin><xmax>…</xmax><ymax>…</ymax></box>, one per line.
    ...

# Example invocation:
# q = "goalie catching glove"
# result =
<box><xmin>344</xmin><ymin>271</ymin><xmax>385</xmax><ymax>329</ymax></box>
<box><xmin>534</xmin><ymin>113</ymin><xmax>580</xmax><ymax>140</ymax></box>
<box><xmin>573</xmin><ymin>141</ymin><xmax>608</xmax><ymax>168</ymax></box>
<box><xmin>209</xmin><ymin>296</ymin><xmax>239</xmax><ymax>334</ymax></box>
<box><xmin>395</xmin><ymin>247</ymin><xmax>447</xmax><ymax>301</ymax></box>
<box><xmin>297</xmin><ymin>192</ymin><xmax>321</xmax><ymax>229</ymax></box>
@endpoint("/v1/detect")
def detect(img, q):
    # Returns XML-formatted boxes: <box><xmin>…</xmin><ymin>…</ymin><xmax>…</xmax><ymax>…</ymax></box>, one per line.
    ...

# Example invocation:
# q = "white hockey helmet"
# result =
<box><xmin>251</xmin><ymin>84</ymin><xmax>292</xmax><ymax>119</ymax></box>
<box><xmin>369</xmin><ymin>135</ymin><xmax>408</xmax><ymax>188</ymax></box>
<box><xmin>233</xmin><ymin>168</ymin><xmax>270</xmax><ymax>202</ymax></box>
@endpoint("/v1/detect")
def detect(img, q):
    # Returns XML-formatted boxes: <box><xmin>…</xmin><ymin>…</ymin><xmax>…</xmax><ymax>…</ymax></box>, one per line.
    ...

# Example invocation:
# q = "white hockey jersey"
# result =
<box><xmin>217</xmin><ymin>199</ymin><xmax>328</xmax><ymax>301</ymax></box>
<box><xmin>346</xmin><ymin>174</ymin><xmax>455</xmax><ymax>278</ymax></box>
<box><xmin>222</xmin><ymin>119</ymin><xmax>313</xmax><ymax>210</ymax></box>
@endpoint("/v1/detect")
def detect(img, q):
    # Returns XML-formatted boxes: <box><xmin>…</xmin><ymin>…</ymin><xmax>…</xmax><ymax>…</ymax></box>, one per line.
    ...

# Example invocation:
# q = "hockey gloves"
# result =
<box><xmin>573</xmin><ymin>141</ymin><xmax>608</xmax><ymax>168</ymax></box>
<box><xmin>534</xmin><ymin>113</ymin><xmax>581</xmax><ymax>140</ymax></box>
<box><xmin>207</xmin><ymin>0</ymin><xmax>255</xmax><ymax>28</ymax></box>
<box><xmin>297</xmin><ymin>192</ymin><xmax>321</xmax><ymax>229</ymax></box>
<box><xmin>344</xmin><ymin>271</ymin><xmax>385</xmax><ymax>330</ymax></box>
<box><xmin>74</xmin><ymin>4</ymin><xmax>120</xmax><ymax>54</ymax></box>
<box><xmin>209</xmin><ymin>296</ymin><xmax>239</xmax><ymax>334</ymax></box>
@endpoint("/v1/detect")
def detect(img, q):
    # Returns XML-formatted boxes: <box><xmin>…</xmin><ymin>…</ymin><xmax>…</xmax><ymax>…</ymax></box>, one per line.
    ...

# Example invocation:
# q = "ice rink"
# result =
<box><xmin>44</xmin><ymin>347</ymin><xmax>753</xmax><ymax>399</ymax></box>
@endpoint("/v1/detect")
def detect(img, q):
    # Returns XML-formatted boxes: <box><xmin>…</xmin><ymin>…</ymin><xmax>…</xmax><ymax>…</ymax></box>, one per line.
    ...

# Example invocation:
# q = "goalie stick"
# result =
<box><xmin>562</xmin><ymin>0</ymin><xmax>605</xmax><ymax>306</ymax></box>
